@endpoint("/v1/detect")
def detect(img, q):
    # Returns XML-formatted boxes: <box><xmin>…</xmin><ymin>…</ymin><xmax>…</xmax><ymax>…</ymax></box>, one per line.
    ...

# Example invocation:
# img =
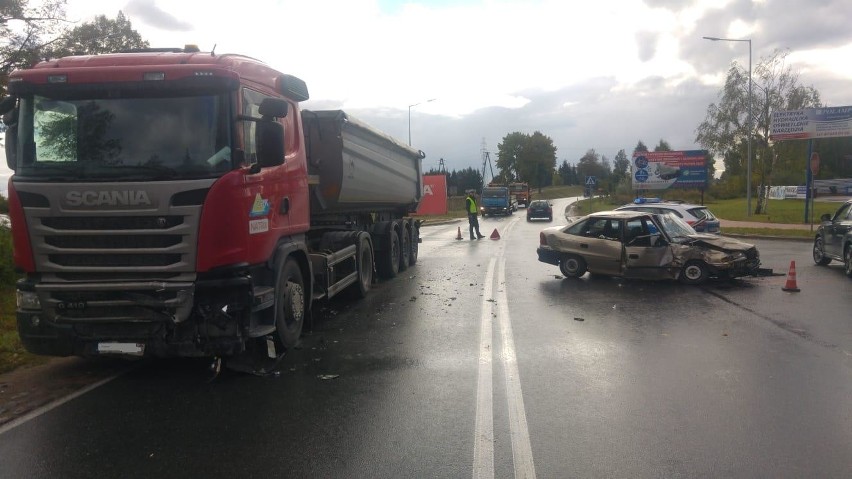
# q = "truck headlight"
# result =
<box><xmin>16</xmin><ymin>290</ymin><xmax>41</xmax><ymax>310</ymax></box>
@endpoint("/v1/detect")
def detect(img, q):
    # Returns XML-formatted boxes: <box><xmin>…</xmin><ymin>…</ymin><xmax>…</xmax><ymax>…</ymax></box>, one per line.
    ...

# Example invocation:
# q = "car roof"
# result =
<box><xmin>618</xmin><ymin>202</ymin><xmax>704</xmax><ymax>209</ymax></box>
<box><xmin>587</xmin><ymin>210</ymin><xmax>652</xmax><ymax>220</ymax></box>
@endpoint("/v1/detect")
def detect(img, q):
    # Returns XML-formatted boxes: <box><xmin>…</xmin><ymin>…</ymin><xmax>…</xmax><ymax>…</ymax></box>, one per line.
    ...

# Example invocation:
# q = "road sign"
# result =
<box><xmin>585</xmin><ymin>176</ymin><xmax>596</xmax><ymax>186</ymax></box>
<box><xmin>810</xmin><ymin>152</ymin><xmax>820</xmax><ymax>175</ymax></box>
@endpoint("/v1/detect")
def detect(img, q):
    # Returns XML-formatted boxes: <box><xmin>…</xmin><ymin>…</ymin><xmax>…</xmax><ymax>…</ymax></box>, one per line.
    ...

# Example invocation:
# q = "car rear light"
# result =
<box><xmin>686</xmin><ymin>220</ymin><xmax>696</xmax><ymax>225</ymax></box>
<box><xmin>539</xmin><ymin>232</ymin><xmax>547</xmax><ymax>246</ymax></box>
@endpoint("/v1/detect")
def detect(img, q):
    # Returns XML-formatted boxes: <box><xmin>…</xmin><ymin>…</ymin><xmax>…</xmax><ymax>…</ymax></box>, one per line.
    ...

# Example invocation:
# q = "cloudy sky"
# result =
<box><xmin>3</xmin><ymin>0</ymin><xmax>851</xmax><ymax>187</ymax></box>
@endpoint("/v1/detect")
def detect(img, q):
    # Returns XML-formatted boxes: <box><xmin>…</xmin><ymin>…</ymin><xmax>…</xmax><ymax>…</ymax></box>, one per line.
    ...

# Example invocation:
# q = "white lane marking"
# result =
<box><xmin>497</xmin><ymin>259</ymin><xmax>537</xmax><ymax>478</ymax></box>
<box><xmin>473</xmin><ymin>257</ymin><xmax>497</xmax><ymax>479</ymax></box>
<box><xmin>0</xmin><ymin>371</ymin><xmax>125</xmax><ymax>436</ymax></box>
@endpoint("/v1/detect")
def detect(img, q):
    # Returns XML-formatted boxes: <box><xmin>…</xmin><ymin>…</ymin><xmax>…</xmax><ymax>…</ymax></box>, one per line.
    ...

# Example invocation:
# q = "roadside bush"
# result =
<box><xmin>0</xmin><ymin>229</ymin><xmax>17</xmax><ymax>287</ymax></box>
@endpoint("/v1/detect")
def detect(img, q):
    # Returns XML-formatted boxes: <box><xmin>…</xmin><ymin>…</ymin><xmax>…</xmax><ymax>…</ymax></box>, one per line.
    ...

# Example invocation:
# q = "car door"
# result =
<box><xmin>577</xmin><ymin>217</ymin><xmax>624</xmax><ymax>275</ymax></box>
<box><xmin>622</xmin><ymin>217</ymin><xmax>675</xmax><ymax>279</ymax></box>
<box><xmin>824</xmin><ymin>202</ymin><xmax>852</xmax><ymax>258</ymax></box>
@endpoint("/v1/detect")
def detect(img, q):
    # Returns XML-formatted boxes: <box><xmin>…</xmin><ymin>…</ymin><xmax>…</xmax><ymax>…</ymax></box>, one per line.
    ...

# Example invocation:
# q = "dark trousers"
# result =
<box><xmin>468</xmin><ymin>213</ymin><xmax>482</xmax><ymax>239</ymax></box>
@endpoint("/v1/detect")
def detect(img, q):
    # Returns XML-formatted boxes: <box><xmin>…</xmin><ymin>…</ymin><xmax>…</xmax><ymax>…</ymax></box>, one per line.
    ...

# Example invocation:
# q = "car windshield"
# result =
<box><xmin>656</xmin><ymin>212</ymin><xmax>697</xmax><ymax>240</ymax></box>
<box><xmin>15</xmin><ymin>92</ymin><xmax>231</xmax><ymax>181</ymax></box>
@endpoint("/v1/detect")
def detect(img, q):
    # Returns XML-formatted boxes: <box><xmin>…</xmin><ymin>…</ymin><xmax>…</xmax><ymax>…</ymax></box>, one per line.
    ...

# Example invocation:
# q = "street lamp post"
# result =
<box><xmin>407</xmin><ymin>98</ymin><xmax>436</xmax><ymax>146</ymax></box>
<box><xmin>703</xmin><ymin>36</ymin><xmax>752</xmax><ymax>217</ymax></box>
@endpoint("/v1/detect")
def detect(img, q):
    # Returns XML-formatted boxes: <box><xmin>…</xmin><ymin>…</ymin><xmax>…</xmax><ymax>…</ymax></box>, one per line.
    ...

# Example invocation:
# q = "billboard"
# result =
<box><xmin>414</xmin><ymin>174</ymin><xmax>448</xmax><ymax>215</ymax></box>
<box><xmin>770</xmin><ymin>106</ymin><xmax>852</xmax><ymax>140</ymax></box>
<box><xmin>631</xmin><ymin>150</ymin><xmax>708</xmax><ymax>190</ymax></box>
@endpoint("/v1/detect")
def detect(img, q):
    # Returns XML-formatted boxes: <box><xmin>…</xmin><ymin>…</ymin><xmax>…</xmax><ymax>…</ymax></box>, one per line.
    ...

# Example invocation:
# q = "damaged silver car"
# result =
<box><xmin>537</xmin><ymin>210</ymin><xmax>761</xmax><ymax>284</ymax></box>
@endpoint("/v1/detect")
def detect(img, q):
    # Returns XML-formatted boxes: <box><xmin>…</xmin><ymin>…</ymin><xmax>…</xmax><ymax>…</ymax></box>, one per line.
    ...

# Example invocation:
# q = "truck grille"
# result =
<box><xmin>18</xmin><ymin>182</ymin><xmax>209</xmax><ymax>276</ymax></box>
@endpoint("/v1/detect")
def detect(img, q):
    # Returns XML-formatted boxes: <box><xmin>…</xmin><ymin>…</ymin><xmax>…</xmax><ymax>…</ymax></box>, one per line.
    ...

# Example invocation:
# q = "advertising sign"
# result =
<box><xmin>771</xmin><ymin>106</ymin><xmax>852</xmax><ymax>140</ymax></box>
<box><xmin>631</xmin><ymin>150</ymin><xmax>708</xmax><ymax>190</ymax></box>
<box><xmin>414</xmin><ymin>174</ymin><xmax>448</xmax><ymax>215</ymax></box>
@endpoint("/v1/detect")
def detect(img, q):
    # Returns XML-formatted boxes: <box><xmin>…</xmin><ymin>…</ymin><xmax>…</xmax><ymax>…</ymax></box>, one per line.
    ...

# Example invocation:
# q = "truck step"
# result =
<box><xmin>252</xmin><ymin>286</ymin><xmax>275</xmax><ymax>312</ymax></box>
<box><xmin>247</xmin><ymin>324</ymin><xmax>276</xmax><ymax>338</ymax></box>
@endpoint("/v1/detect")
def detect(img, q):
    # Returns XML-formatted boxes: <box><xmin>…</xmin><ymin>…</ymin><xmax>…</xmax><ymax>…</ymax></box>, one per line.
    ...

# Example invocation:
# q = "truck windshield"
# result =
<box><xmin>15</xmin><ymin>92</ymin><xmax>231</xmax><ymax>180</ymax></box>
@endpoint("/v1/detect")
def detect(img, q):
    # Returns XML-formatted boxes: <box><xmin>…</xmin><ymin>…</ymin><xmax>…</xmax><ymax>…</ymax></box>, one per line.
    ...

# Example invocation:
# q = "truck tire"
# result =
<box><xmin>353</xmin><ymin>233</ymin><xmax>373</xmax><ymax>298</ymax></box>
<box><xmin>399</xmin><ymin>222</ymin><xmax>411</xmax><ymax>272</ymax></box>
<box><xmin>275</xmin><ymin>258</ymin><xmax>306</xmax><ymax>349</ymax></box>
<box><xmin>377</xmin><ymin>227</ymin><xmax>400</xmax><ymax>279</ymax></box>
<box><xmin>409</xmin><ymin>223</ymin><xmax>419</xmax><ymax>265</ymax></box>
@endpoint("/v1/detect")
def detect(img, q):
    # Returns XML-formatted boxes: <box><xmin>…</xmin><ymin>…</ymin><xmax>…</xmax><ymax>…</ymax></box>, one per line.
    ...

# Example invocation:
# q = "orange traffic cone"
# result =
<box><xmin>782</xmin><ymin>260</ymin><xmax>800</xmax><ymax>292</ymax></box>
<box><xmin>455</xmin><ymin>226</ymin><xmax>463</xmax><ymax>240</ymax></box>
<box><xmin>490</xmin><ymin>228</ymin><xmax>501</xmax><ymax>240</ymax></box>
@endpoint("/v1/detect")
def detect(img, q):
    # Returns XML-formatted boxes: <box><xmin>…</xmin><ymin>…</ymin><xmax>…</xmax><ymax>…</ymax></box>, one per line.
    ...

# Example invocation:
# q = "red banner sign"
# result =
<box><xmin>415</xmin><ymin>174</ymin><xmax>448</xmax><ymax>215</ymax></box>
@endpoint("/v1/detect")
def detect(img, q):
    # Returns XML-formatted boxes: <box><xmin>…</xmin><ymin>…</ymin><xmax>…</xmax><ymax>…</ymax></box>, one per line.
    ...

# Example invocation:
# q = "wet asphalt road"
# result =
<box><xmin>0</xmin><ymin>198</ymin><xmax>851</xmax><ymax>478</ymax></box>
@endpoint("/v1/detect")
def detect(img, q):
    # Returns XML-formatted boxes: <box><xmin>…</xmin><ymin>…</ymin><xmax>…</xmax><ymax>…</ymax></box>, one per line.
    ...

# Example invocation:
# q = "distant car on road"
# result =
<box><xmin>526</xmin><ymin>200</ymin><xmax>553</xmax><ymax>222</ymax></box>
<box><xmin>615</xmin><ymin>198</ymin><xmax>721</xmax><ymax>234</ymax></box>
<box><xmin>537</xmin><ymin>210</ymin><xmax>760</xmax><ymax>284</ymax></box>
<box><xmin>812</xmin><ymin>198</ymin><xmax>852</xmax><ymax>277</ymax></box>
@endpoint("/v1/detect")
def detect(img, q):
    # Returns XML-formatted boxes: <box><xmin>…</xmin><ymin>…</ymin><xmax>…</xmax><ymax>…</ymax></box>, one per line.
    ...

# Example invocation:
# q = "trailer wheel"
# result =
<box><xmin>274</xmin><ymin>258</ymin><xmax>305</xmax><ymax>349</ymax></box>
<box><xmin>408</xmin><ymin>223</ymin><xmax>419</xmax><ymax>266</ymax></box>
<box><xmin>353</xmin><ymin>234</ymin><xmax>373</xmax><ymax>298</ymax></box>
<box><xmin>377</xmin><ymin>228</ymin><xmax>400</xmax><ymax>278</ymax></box>
<box><xmin>399</xmin><ymin>223</ymin><xmax>411</xmax><ymax>272</ymax></box>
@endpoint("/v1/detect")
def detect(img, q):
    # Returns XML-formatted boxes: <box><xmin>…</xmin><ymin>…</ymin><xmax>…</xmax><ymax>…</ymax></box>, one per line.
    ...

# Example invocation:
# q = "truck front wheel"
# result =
<box><xmin>275</xmin><ymin>258</ymin><xmax>306</xmax><ymax>349</ymax></box>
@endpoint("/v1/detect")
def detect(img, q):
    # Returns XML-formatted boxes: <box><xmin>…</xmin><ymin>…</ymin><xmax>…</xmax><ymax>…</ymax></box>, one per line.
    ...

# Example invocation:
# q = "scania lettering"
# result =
<box><xmin>2</xmin><ymin>46</ymin><xmax>425</xmax><ymax>372</ymax></box>
<box><xmin>65</xmin><ymin>190</ymin><xmax>152</xmax><ymax>207</ymax></box>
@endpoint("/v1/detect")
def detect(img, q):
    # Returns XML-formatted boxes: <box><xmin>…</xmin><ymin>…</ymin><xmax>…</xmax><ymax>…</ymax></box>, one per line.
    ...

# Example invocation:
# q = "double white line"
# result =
<box><xmin>473</xmin><ymin>255</ymin><xmax>536</xmax><ymax>479</ymax></box>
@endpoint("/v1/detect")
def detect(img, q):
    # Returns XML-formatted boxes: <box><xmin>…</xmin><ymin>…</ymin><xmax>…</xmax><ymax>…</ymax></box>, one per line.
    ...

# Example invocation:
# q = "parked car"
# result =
<box><xmin>537</xmin><ymin>210</ymin><xmax>760</xmax><ymax>284</ymax></box>
<box><xmin>812</xmin><ymin>198</ymin><xmax>852</xmax><ymax>277</ymax></box>
<box><xmin>615</xmin><ymin>198</ymin><xmax>721</xmax><ymax>234</ymax></box>
<box><xmin>527</xmin><ymin>200</ymin><xmax>553</xmax><ymax>222</ymax></box>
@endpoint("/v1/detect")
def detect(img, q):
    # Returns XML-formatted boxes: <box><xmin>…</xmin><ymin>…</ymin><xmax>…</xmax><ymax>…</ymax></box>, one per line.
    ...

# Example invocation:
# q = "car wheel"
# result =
<box><xmin>844</xmin><ymin>246</ymin><xmax>852</xmax><ymax>277</ymax></box>
<box><xmin>559</xmin><ymin>255</ymin><xmax>587</xmax><ymax>278</ymax></box>
<box><xmin>679</xmin><ymin>260</ymin><xmax>708</xmax><ymax>285</ymax></box>
<box><xmin>547</xmin><ymin>216</ymin><xmax>552</xmax><ymax>222</ymax></box>
<box><xmin>813</xmin><ymin>236</ymin><xmax>832</xmax><ymax>265</ymax></box>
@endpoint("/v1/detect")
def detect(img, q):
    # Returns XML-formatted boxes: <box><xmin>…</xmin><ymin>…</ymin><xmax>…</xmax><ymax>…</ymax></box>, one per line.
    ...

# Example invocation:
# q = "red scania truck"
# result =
<box><xmin>0</xmin><ymin>46</ymin><xmax>424</xmax><ymax>368</ymax></box>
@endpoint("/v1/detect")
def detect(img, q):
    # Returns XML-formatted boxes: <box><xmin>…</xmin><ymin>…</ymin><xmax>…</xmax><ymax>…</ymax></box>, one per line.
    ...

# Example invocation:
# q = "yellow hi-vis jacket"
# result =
<box><xmin>466</xmin><ymin>196</ymin><xmax>477</xmax><ymax>214</ymax></box>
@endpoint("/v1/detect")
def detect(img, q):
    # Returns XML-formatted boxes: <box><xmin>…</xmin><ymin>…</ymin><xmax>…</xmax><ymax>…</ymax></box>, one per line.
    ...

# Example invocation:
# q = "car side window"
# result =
<box><xmin>625</xmin><ymin>219</ymin><xmax>649</xmax><ymax>246</ymax></box>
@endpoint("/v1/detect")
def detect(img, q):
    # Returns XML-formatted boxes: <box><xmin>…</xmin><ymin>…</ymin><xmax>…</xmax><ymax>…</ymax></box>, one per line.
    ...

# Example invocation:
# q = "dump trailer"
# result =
<box><xmin>2</xmin><ymin>47</ymin><xmax>424</xmax><ymax>367</ymax></box>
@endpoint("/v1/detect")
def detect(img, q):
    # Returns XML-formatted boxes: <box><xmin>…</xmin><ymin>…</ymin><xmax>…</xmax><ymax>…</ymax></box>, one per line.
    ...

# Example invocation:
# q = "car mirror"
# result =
<box><xmin>820</xmin><ymin>213</ymin><xmax>832</xmax><ymax>222</ymax></box>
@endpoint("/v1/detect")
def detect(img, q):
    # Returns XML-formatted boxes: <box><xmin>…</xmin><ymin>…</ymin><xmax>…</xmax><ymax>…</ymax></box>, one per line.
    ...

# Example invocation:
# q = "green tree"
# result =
<box><xmin>653</xmin><ymin>139</ymin><xmax>672</xmax><ymax>152</ymax></box>
<box><xmin>634</xmin><ymin>140</ymin><xmax>648</xmax><ymax>153</ymax></box>
<box><xmin>44</xmin><ymin>12</ymin><xmax>148</xmax><ymax>58</ymax></box>
<box><xmin>496</xmin><ymin>131</ymin><xmax>557</xmax><ymax>191</ymax></box>
<box><xmin>612</xmin><ymin>149</ymin><xmax>630</xmax><ymax>185</ymax></box>
<box><xmin>1</xmin><ymin>0</ymin><xmax>68</xmax><ymax>97</ymax></box>
<box><xmin>696</xmin><ymin>49</ymin><xmax>821</xmax><ymax>213</ymax></box>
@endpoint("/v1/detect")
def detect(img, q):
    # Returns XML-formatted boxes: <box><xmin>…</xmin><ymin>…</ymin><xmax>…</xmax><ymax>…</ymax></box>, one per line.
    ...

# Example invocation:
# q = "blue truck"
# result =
<box><xmin>480</xmin><ymin>186</ymin><xmax>516</xmax><ymax>216</ymax></box>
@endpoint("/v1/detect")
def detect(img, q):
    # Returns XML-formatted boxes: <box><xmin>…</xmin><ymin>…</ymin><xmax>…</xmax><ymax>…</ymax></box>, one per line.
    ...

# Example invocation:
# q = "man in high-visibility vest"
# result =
<box><xmin>466</xmin><ymin>191</ymin><xmax>485</xmax><ymax>240</ymax></box>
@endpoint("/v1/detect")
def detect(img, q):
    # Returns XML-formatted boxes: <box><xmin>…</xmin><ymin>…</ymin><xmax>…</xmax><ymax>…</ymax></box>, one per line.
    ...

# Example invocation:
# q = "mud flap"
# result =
<box><xmin>224</xmin><ymin>335</ymin><xmax>288</xmax><ymax>376</ymax></box>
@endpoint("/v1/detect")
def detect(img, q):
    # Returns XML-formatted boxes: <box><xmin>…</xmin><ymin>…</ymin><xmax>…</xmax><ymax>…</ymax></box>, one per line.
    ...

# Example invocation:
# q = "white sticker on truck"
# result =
<box><xmin>249</xmin><ymin>218</ymin><xmax>269</xmax><ymax>234</ymax></box>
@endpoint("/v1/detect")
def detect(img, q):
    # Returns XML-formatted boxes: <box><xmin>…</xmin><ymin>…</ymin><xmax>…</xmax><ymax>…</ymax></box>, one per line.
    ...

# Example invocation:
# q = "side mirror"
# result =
<box><xmin>255</xmin><ymin>120</ymin><xmax>284</xmax><ymax>168</ymax></box>
<box><xmin>258</xmin><ymin>98</ymin><xmax>288</xmax><ymax>118</ymax></box>
<box><xmin>820</xmin><ymin>213</ymin><xmax>832</xmax><ymax>222</ymax></box>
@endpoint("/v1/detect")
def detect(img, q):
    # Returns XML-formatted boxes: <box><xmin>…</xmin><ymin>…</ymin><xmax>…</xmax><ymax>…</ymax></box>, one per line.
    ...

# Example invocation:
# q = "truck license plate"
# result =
<box><xmin>97</xmin><ymin>342</ymin><xmax>145</xmax><ymax>356</ymax></box>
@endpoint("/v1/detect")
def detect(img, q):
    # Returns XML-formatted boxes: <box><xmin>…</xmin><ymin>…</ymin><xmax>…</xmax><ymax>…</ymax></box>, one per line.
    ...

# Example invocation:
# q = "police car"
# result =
<box><xmin>615</xmin><ymin>198</ymin><xmax>721</xmax><ymax>234</ymax></box>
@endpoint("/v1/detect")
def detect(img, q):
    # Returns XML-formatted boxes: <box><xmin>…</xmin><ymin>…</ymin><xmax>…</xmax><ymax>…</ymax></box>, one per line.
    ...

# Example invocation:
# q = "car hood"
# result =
<box><xmin>682</xmin><ymin>234</ymin><xmax>754</xmax><ymax>252</ymax></box>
